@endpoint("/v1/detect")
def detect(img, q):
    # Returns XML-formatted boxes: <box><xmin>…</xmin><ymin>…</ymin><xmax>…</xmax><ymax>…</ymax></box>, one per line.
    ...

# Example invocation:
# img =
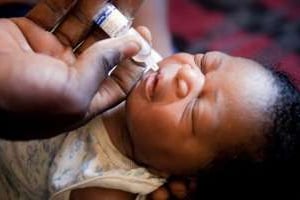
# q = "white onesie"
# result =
<box><xmin>0</xmin><ymin>116</ymin><xmax>165</xmax><ymax>200</ymax></box>
<box><xmin>49</xmin><ymin>116</ymin><xmax>165</xmax><ymax>199</ymax></box>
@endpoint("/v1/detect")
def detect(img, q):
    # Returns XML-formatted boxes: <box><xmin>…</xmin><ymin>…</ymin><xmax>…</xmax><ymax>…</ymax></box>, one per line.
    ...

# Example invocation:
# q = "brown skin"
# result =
<box><xmin>1</xmin><ymin>0</ymin><xmax>190</xmax><ymax>199</ymax></box>
<box><xmin>72</xmin><ymin>51</ymin><xmax>278</xmax><ymax>199</ymax></box>
<box><xmin>70</xmin><ymin>187</ymin><xmax>136</xmax><ymax>200</ymax></box>
<box><xmin>0</xmin><ymin>0</ymin><xmax>197</xmax><ymax>199</ymax></box>
<box><xmin>126</xmin><ymin>52</ymin><xmax>277</xmax><ymax>175</ymax></box>
<box><xmin>104</xmin><ymin>51</ymin><xmax>277</xmax><ymax>175</ymax></box>
<box><xmin>0</xmin><ymin>0</ymin><xmax>148</xmax><ymax>138</ymax></box>
<box><xmin>0</xmin><ymin>1</ymin><xmax>277</xmax><ymax>198</ymax></box>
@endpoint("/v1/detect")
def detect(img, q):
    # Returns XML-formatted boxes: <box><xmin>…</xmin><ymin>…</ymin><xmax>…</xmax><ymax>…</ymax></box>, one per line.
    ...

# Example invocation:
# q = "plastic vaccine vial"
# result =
<box><xmin>94</xmin><ymin>2</ymin><xmax>162</xmax><ymax>72</ymax></box>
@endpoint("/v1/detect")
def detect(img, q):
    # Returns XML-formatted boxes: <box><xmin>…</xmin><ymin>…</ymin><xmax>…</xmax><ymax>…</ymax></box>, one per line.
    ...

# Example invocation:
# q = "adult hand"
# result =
<box><xmin>0</xmin><ymin>0</ymin><xmax>148</xmax><ymax>140</ymax></box>
<box><xmin>148</xmin><ymin>177</ymin><xmax>197</xmax><ymax>200</ymax></box>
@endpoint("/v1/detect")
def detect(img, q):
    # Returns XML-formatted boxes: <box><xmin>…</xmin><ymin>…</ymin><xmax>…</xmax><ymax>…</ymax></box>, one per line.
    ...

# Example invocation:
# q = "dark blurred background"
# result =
<box><xmin>170</xmin><ymin>0</ymin><xmax>300</xmax><ymax>89</ymax></box>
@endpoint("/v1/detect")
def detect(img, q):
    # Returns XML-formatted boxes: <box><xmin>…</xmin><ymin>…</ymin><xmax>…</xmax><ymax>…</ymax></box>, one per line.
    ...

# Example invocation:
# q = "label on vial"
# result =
<box><xmin>95</xmin><ymin>4</ymin><xmax>130</xmax><ymax>37</ymax></box>
<box><xmin>94</xmin><ymin>3</ymin><xmax>162</xmax><ymax>72</ymax></box>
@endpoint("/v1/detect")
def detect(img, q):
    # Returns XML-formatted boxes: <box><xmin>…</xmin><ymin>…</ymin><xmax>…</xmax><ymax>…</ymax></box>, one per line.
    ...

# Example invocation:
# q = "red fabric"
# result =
<box><xmin>169</xmin><ymin>0</ymin><xmax>224</xmax><ymax>42</ymax></box>
<box><xmin>261</xmin><ymin>0</ymin><xmax>300</xmax><ymax>20</ymax></box>
<box><xmin>169</xmin><ymin>0</ymin><xmax>300</xmax><ymax>88</ymax></box>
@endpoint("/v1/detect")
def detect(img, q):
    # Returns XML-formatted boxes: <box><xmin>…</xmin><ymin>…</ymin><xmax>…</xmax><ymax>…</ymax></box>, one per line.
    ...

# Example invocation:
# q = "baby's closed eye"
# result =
<box><xmin>197</xmin><ymin>51</ymin><xmax>226</xmax><ymax>74</ymax></box>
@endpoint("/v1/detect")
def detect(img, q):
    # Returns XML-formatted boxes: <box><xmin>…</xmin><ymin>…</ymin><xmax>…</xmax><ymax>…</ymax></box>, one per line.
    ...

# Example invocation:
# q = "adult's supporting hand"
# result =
<box><xmin>147</xmin><ymin>176</ymin><xmax>197</xmax><ymax>200</ymax></box>
<box><xmin>0</xmin><ymin>0</ymin><xmax>148</xmax><ymax>140</ymax></box>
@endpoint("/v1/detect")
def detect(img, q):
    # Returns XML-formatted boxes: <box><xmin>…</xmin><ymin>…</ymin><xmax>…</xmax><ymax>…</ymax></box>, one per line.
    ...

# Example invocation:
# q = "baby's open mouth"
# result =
<box><xmin>145</xmin><ymin>72</ymin><xmax>159</xmax><ymax>101</ymax></box>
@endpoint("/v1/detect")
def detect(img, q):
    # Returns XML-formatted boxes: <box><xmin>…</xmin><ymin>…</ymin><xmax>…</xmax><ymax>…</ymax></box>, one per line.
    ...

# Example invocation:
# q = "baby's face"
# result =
<box><xmin>126</xmin><ymin>52</ymin><xmax>277</xmax><ymax>175</ymax></box>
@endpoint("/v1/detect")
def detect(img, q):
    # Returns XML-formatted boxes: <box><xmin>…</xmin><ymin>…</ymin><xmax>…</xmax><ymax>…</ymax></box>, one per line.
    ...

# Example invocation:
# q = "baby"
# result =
<box><xmin>0</xmin><ymin>51</ymin><xmax>299</xmax><ymax>200</ymax></box>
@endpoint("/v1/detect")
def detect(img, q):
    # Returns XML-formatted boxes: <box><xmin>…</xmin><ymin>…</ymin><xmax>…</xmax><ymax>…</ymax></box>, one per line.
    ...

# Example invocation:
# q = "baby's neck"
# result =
<box><xmin>102</xmin><ymin>103</ymin><xmax>170</xmax><ymax>177</ymax></box>
<box><xmin>102</xmin><ymin>102</ymin><xmax>135</xmax><ymax>161</ymax></box>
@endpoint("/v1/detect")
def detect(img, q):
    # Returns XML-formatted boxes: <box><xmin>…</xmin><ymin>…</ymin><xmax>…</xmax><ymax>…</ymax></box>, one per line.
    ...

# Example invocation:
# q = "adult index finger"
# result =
<box><xmin>26</xmin><ymin>0</ymin><xmax>77</xmax><ymax>31</ymax></box>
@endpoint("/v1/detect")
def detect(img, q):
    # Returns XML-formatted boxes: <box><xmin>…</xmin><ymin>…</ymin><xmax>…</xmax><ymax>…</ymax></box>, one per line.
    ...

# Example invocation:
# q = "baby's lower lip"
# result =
<box><xmin>145</xmin><ymin>72</ymin><xmax>158</xmax><ymax>101</ymax></box>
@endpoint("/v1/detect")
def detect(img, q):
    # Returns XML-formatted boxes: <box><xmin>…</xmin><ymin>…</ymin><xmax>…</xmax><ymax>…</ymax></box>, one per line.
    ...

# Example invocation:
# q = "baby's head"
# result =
<box><xmin>125</xmin><ymin>51</ymin><xmax>300</xmax><ymax>175</ymax></box>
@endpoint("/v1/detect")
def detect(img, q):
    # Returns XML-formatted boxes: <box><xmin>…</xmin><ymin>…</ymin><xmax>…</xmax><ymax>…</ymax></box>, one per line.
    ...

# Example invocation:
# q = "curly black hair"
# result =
<box><xmin>194</xmin><ymin>69</ymin><xmax>300</xmax><ymax>199</ymax></box>
<box><xmin>266</xmin><ymin>71</ymin><xmax>300</xmax><ymax>163</ymax></box>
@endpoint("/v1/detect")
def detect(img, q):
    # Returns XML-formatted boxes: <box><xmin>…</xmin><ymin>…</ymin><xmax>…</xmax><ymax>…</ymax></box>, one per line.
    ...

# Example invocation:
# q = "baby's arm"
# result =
<box><xmin>70</xmin><ymin>187</ymin><xmax>136</xmax><ymax>200</ymax></box>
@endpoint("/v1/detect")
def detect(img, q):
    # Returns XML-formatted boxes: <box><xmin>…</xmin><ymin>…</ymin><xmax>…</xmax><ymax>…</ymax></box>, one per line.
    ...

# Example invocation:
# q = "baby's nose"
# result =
<box><xmin>176</xmin><ymin>77</ymin><xmax>189</xmax><ymax>98</ymax></box>
<box><xmin>176</xmin><ymin>64</ymin><xmax>205</xmax><ymax>98</ymax></box>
